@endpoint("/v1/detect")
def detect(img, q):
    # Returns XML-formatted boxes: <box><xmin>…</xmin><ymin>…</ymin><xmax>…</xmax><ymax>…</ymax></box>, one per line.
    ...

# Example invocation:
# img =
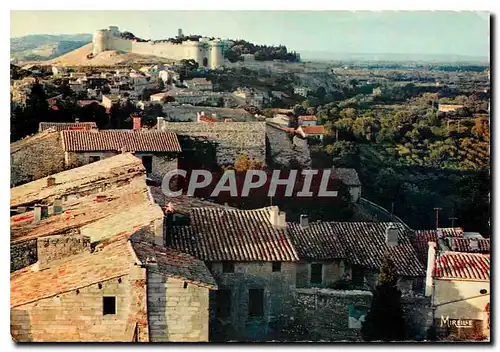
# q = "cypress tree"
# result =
<box><xmin>361</xmin><ymin>254</ymin><xmax>406</xmax><ymax>341</ymax></box>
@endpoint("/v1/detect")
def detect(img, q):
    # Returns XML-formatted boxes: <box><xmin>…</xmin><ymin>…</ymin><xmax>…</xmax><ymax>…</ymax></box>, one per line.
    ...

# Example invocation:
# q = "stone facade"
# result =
<box><xmin>265</xmin><ymin>125</ymin><xmax>311</xmax><ymax>169</ymax></box>
<box><xmin>36</xmin><ymin>233</ymin><xmax>91</xmax><ymax>270</ymax></box>
<box><xmin>158</xmin><ymin>121</ymin><xmax>266</xmax><ymax>166</ymax></box>
<box><xmin>11</xmin><ymin>266</ymin><xmax>149</xmax><ymax>342</ymax></box>
<box><xmin>11</xmin><ymin>131</ymin><xmax>65</xmax><ymax>187</ymax></box>
<box><xmin>210</xmin><ymin>261</ymin><xmax>296</xmax><ymax>341</ymax></box>
<box><xmin>295</xmin><ymin>288</ymin><xmax>373</xmax><ymax>341</ymax></box>
<box><xmin>433</xmin><ymin>279</ymin><xmax>490</xmax><ymax>337</ymax></box>
<box><xmin>64</xmin><ymin>151</ymin><xmax>178</xmax><ymax>183</ymax></box>
<box><xmin>10</xmin><ymin>240</ymin><xmax>37</xmax><ymax>272</ymax></box>
<box><xmin>295</xmin><ymin>261</ymin><xmax>344</xmax><ymax>288</ymax></box>
<box><xmin>147</xmin><ymin>272</ymin><xmax>210</xmax><ymax>342</ymax></box>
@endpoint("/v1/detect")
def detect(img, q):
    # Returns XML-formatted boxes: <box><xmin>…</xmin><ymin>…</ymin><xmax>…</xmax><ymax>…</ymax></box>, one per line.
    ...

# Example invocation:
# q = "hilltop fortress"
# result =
<box><xmin>92</xmin><ymin>26</ymin><xmax>224</xmax><ymax>69</ymax></box>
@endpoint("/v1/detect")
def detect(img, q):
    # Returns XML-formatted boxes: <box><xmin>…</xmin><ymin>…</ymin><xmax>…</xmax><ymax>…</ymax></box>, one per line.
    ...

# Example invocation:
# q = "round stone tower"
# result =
<box><xmin>210</xmin><ymin>40</ymin><xmax>224</xmax><ymax>69</ymax></box>
<box><xmin>92</xmin><ymin>29</ymin><xmax>107</xmax><ymax>56</ymax></box>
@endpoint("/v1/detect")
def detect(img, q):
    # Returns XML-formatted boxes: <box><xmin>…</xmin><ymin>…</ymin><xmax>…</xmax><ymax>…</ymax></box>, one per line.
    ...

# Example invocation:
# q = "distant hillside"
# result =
<box><xmin>10</xmin><ymin>34</ymin><xmax>92</xmax><ymax>62</ymax></box>
<box><xmin>299</xmin><ymin>50</ymin><xmax>489</xmax><ymax>64</ymax></box>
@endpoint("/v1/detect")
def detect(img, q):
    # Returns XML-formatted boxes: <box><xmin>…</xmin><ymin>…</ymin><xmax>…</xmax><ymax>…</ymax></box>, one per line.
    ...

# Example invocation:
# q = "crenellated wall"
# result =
<box><xmin>92</xmin><ymin>27</ymin><xmax>224</xmax><ymax>69</ymax></box>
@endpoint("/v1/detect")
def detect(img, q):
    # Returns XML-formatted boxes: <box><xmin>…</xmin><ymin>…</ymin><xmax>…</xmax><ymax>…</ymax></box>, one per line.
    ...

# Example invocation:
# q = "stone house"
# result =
<box><xmin>157</xmin><ymin>120</ymin><xmax>266</xmax><ymax>167</ymax></box>
<box><xmin>60</xmin><ymin>125</ymin><xmax>181</xmax><ymax>182</ymax></box>
<box><xmin>38</xmin><ymin>122</ymin><xmax>98</xmax><ymax>133</ymax></box>
<box><xmin>167</xmin><ymin>205</ymin><xmax>425</xmax><ymax>340</ymax></box>
<box><xmin>11</xmin><ymin>230</ymin><xmax>216</xmax><ymax>342</ymax></box>
<box><xmin>330</xmin><ymin>168</ymin><xmax>362</xmax><ymax>203</ymax></box>
<box><xmin>298</xmin><ymin>115</ymin><xmax>318</xmax><ymax>127</ymax></box>
<box><xmin>10</xmin><ymin>153</ymin><xmax>217</xmax><ymax>342</ymax></box>
<box><xmin>102</xmin><ymin>94</ymin><xmax>121</xmax><ymax>109</ymax></box>
<box><xmin>10</xmin><ymin>153</ymin><xmax>165</xmax><ymax>272</ymax></box>
<box><xmin>11</xmin><ymin>130</ymin><xmax>65</xmax><ymax>187</ymax></box>
<box><xmin>425</xmin><ymin>244</ymin><xmax>490</xmax><ymax>339</ymax></box>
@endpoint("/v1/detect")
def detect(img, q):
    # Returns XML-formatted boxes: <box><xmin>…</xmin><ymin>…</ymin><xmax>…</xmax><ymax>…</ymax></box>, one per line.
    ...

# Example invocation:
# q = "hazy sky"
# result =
<box><xmin>11</xmin><ymin>11</ymin><xmax>490</xmax><ymax>57</ymax></box>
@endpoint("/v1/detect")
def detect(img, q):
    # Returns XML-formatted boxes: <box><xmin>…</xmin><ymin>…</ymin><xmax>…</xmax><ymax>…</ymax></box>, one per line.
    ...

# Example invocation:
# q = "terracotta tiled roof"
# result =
<box><xmin>448</xmin><ymin>237</ymin><xmax>490</xmax><ymax>253</ymax></box>
<box><xmin>61</xmin><ymin>130</ymin><xmax>182</xmax><ymax>153</ymax></box>
<box><xmin>330</xmin><ymin>222</ymin><xmax>424</xmax><ymax>277</ymax></box>
<box><xmin>300</xmin><ymin>125</ymin><xmax>326</xmax><ymax>135</ymax></box>
<box><xmin>130</xmin><ymin>232</ymin><xmax>217</xmax><ymax>289</ymax></box>
<box><xmin>39</xmin><ymin>122</ymin><xmax>97</xmax><ymax>132</ymax></box>
<box><xmin>169</xmin><ymin>207</ymin><xmax>300</xmax><ymax>262</ymax></box>
<box><xmin>299</xmin><ymin>115</ymin><xmax>318</xmax><ymax>121</ymax></box>
<box><xmin>11</xmin><ymin>238</ymin><xmax>136</xmax><ymax>308</ymax></box>
<box><xmin>287</xmin><ymin>222</ymin><xmax>346</xmax><ymax>260</ymax></box>
<box><xmin>330</xmin><ymin>168</ymin><xmax>361</xmax><ymax>186</ymax></box>
<box><xmin>198</xmin><ymin>115</ymin><xmax>217</xmax><ymax>123</ymax></box>
<box><xmin>434</xmin><ymin>252</ymin><xmax>490</xmax><ymax>281</ymax></box>
<box><xmin>412</xmin><ymin>230</ymin><xmax>438</xmax><ymax>263</ymax></box>
<box><xmin>148</xmin><ymin>186</ymin><xmax>234</xmax><ymax>215</ymax></box>
<box><xmin>169</xmin><ymin>206</ymin><xmax>423</xmax><ymax>276</ymax></box>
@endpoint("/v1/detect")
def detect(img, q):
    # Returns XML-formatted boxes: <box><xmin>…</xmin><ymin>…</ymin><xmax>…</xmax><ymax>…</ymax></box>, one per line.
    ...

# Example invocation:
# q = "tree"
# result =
<box><xmin>361</xmin><ymin>254</ymin><xmax>406</xmax><ymax>341</ymax></box>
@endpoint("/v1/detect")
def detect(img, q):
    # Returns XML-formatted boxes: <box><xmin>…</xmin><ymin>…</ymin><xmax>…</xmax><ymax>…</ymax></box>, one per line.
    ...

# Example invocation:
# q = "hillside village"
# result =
<box><xmin>10</xmin><ymin>25</ymin><xmax>490</xmax><ymax>343</ymax></box>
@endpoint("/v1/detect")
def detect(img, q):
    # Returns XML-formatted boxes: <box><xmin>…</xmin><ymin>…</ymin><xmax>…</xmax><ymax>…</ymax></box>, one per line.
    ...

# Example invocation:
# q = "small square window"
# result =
<box><xmin>272</xmin><ymin>262</ymin><xmax>281</xmax><ymax>272</ymax></box>
<box><xmin>89</xmin><ymin>156</ymin><xmax>101</xmax><ymax>163</ymax></box>
<box><xmin>222</xmin><ymin>262</ymin><xmax>235</xmax><ymax>273</ymax></box>
<box><xmin>103</xmin><ymin>296</ymin><xmax>116</xmax><ymax>315</ymax></box>
<box><xmin>310</xmin><ymin>263</ymin><xmax>323</xmax><ymax>284</ymax></box>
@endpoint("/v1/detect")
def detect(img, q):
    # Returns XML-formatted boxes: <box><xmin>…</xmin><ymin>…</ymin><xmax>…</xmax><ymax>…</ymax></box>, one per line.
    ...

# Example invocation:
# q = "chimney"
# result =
<box><xmin>95</xmin><ymin>195</ymin><xmax>107</xmax><ymax>203</ymax></box>
<box><xmin>425</xmin><ymin>242</ymin><xmax>437</xmax><ymax>297</ymax></box>
<box><xmin>157</xmin><ymin>116</ymin><xmax>164</xmax><ymax>129</ymax></box>
<box><xmin>385</xmin><ymin>224</ymin><xmax>399</xmax><ymax>246</ymax></box>
<box><xmin>300</xmin><ymin>214</ymin><xmax>309</xmax><ymax>228</ymax></box>
<box><xmin>33</xmin><ymin>204</ymin><xmax>48</xmax><ymax>223</ymax></box>
<box><xmin>53</xmin><ymin>198</ymin><xmax>63</xmax><ymax>215</ymax></box>
<box><xmin>75</xmin><ymin>117</ymin><xmax>80</xmax><ymax>123</ymax></box>
<box><xmin>47</xmin><ymin>177</ymin><xmax>56</xmax><ymax>187</ymax></box>
<box><xmin>269</xmin><ymin>206</ymin><xmax>286</xmax><ymax>228</ymax></box>
<box><xmin>212</xmin><ymin>113</ymin><xmax>217</xmax><ymax>118</ymax></box>
<box><xmin>133</xmin><ymin>115</ymin><xmax>141</xmax><ymax>130</ymax></box>
<box><xmin>469</xmin><ymin>238</ymin><xmax>479</xmax><ymax>251</ymax></box>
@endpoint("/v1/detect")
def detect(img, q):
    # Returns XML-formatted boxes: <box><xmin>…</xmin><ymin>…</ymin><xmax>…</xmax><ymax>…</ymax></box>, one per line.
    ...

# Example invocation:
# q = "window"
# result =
<box><xmin>310</xmin><ymin>263</ymin><xmax>323</xmax><ymax>284</ymax></box>
<box><xmin>142</xmin><ymin>156</ymin><xmax>153</xmax><ymax>174</ymax></box>
<box><xmin>89</xmin><ymin>155</ymin><xmax>101</xmax><ymax>163</ymax></box>
<box><xmin>103</xmin><ymin>296</ymin><xmax>116</xmax><ymax>315</ymax></box>
<box><xmin>222</xmin><ymin>262</ymin><xmax>235</xmax><ymax>273</ymax></box>
<box><xmin>216</xmin><ymin>289</ymin><xmax>231</xmax><ymax>318</ymax></box>
<box><xmin>352</xmin><ymin>266</ymin><xmax>365</xmax><ymax>287</ymax></box>
<box><xmin>248</xmin><ymin>289</ymin><xmax>264</xmax><ymax>317</ymax></box>
<box><xmin>205</xmin><ymin>262</ymin><xmax>212</xmax><ymax>271</ymax></box>
<box><xmin>272</xmin><ymin>262</ymin><xmax>281</xmax><ymax>272</ymax></box>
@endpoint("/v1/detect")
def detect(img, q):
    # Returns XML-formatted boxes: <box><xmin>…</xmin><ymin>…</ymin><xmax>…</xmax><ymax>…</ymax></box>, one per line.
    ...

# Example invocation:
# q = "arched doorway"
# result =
<box><xmin>202</xmin><ymin>57</ymin><xmax>208</xmax><ymax>67</ymax></box>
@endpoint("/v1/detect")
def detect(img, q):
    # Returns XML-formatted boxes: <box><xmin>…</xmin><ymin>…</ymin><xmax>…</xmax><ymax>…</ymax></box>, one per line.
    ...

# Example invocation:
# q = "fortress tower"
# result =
<box><xmin>91</xmin><ymin>26</ymin><xmax>225</xmax><ymax>69</ymax></box>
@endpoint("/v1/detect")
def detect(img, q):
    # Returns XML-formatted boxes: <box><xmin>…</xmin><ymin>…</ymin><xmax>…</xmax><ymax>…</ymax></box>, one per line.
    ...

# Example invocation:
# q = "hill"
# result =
<box><xmin>44</xmin><ymin>43</ymin><xmax>174</xmax><ymax>66</ymax></box>
<box><xmin>10</xmin><ymin>34</ymin><xmax>92</xmax><ymax>62</ymax></box>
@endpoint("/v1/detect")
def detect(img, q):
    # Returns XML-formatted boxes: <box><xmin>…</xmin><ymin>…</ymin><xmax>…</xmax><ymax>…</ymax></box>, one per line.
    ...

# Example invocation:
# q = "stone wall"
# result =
<box><xmin>11</xmin><ymin>131</ymin><xmax>65</xmax><ymax>187</ymax></box>
<box><xmin>158</xmin><ymin>121</ymin><xmax>266</xmax><ymax>166</ymax></box>
<box><xmin>295</xmin><ymin>288</ymin><xmax>373</xmax><ymax>341</ymax></box>
<box><xmin>147</xmin><ymin>272</ymin><xmax>210</xmax><ymax>342</ymax></box>
<box><xmin>265</xmin><ymin>125</ymin><xmax>311</xmax><ymax>169</ymax></box>
<box><xmin>210</xmin><ymin>261</ymin><xmax>296</xmax><ymax>341</ymax></box>
<box><xmin>401</xmin><ymin>295</ymin><xmax>432</xmax><ymax>340</ymax></box>
<box><xmin>36</xmin><ymin>233</ymin><xmax>91</xmax><ymax>270</ymax></box>
<box><xmin>10</xmin><ymin>240</ymin><xmax>37</xmax><ymax>272</ymax></box>
<box><xmin>162</xmin><ymin>106</ymin><xmax>254</xmax><ymax>122</ymax></box>
<box><xmin>135</xmin><ymin>152</ymin><xmax>178</xmax><ymax>183</ymax></box>
<box><xmin>295</xmin><ymin>261</ymin><xmax>344</xmax><ymax>288</ymax></box>
<box><xmin>65</xmin><ymin>151</ymin><xmax>177</xmax><ymax>183</ymax></box>
<box><xmin>11</xmin><ymin>265</ymin><xmax>149</xmax><ymax>342</ymax></box>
